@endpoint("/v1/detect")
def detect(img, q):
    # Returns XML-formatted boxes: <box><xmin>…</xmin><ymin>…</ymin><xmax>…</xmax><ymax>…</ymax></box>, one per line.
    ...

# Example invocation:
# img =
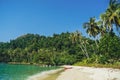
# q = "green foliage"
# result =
<box><xmin>77</xmin><ymin>0</ymin><xmax>120</xmax><ymax>68</ymax></box>
<box><xmin>0</xmin><ymin>32</ymin><xmax>85</xmax><ymax>65</ymax></box>
<box><xmin>1</xmin><ymin>31</ymin><xmax>119</xmax><ymax>66</ymax></box>
<box><xmin>0</xmin><ymin>0</ymin><xmax>120</xmax><ymax>68</ymax></box>
<box><xmin>98</xmin><ymin>33</ymin><xmax>120</xmax><ymax>63</ymax></box>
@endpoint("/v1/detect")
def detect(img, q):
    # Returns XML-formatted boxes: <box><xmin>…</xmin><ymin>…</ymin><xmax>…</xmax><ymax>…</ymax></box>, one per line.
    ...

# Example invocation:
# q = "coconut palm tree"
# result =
<box><xmin>83</xmin><ymin>17</ymin><xmax>100</xmax><ymax>47</ymax></box>
<box><xmin>69</xmin><ymin>31</ymin><xmax>89</xmax><ymax>58</ymax></box>
<box><xmin>100</xmin><ymin>0</ymin><xmax>120</xmax><ymax>32</ymax></box>
<box><xmin>69</xmin><ymin>31</ymin><xmax>80</xmax><ymax>44</ymax></box>
<box><xmin>97</xmin><ymin>20</ymin><xmax>107</xmax><ymax>37</ymax></box>
<box><xmin>83</xmin><ymin>17</ymin><xmax>100</xmax><ymax>38</ymax></box>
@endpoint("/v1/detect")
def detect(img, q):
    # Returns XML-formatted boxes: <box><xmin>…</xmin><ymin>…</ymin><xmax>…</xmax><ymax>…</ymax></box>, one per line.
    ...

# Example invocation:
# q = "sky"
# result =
<box><xmin>0</xmin><ymin>0</ymin><xmax>109</xmax><ymax>42</ymax></box>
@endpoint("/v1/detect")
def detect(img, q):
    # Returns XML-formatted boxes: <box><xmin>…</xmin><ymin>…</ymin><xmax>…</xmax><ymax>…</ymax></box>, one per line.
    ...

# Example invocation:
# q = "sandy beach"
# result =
<box><xmin>27</xmin><ymin>69</ymin><xmax>63</xmax><ymax>80</ymax></box>
<box><xmin>27</xmin><ymin>65</ymin><xmax>120</xmax><ymax>80</ymax></box>
<box><xmin>56</xmin><ymin>65</ymin><xmax>120</xmax><ymax>80</ymax></box>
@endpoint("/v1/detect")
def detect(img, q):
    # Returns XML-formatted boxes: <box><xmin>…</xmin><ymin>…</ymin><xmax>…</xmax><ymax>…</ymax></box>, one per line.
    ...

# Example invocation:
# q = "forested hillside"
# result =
<box><xmin>0</xmin><ymin>32</ymin><xmax>89</xmax><ymax>65</ymax></box>
<box><xmin>0</xmin><ymin>0</ymin><xmax>120</xmax><ymax>67</ymax></box>
<box><xmin>0</xmin><ymin>32</ymin><xmax>120</xmax><ymax>66</ymax></box>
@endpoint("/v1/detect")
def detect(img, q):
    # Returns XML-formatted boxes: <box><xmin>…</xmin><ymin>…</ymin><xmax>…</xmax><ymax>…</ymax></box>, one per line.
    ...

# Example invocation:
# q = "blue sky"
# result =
<box><xmin>0</xmin><ymin>0</ymin><xmax>109</xmax><ymax>42</ymax></box>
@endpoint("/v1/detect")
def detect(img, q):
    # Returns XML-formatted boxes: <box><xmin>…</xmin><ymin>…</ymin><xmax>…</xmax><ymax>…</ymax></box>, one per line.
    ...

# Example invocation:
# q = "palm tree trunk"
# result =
<box><xmin>95</xmin><ymin>37</ymin><xmax>99</xmax><ymax>48</ymax></box>
<box><xmin>95</xmin><ymin>40</ymin><xmax>98</xmax><ymax>48</ymax></box>
<box><xmin>80</xmin><ymin>43</ymin><xmax>89</xmax><ymax>59</ymax></box>
<box><xmin>82</xmin><ymin>44</ymin><xmax>89</xmax><ymax>58</ymax></box>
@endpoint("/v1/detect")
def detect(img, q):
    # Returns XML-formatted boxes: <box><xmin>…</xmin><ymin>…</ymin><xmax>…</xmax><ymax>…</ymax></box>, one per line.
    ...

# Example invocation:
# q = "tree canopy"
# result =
<box><xmin>0</xmin><ymin>0</ymin><xmax>120</xmax><ymax>67</ymax></box>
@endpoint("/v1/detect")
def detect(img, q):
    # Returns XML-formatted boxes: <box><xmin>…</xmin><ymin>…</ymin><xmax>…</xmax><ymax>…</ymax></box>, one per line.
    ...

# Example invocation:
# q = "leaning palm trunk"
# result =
<box><xmin>70</xmin><ymin>31</ymin><xmax>89</xmax><ymax>59</ymax></box>
<box><xmin>79</xmin><ymin>44</ymin><xmax>89</xmax><ymax>59</ymax></box>
<box><xmin>95</xmin><ymin>39</ymin><xmax>98</xmax><ymax>47</ymax></box>
<box><xmin>82</xmin><ymin>44</ymin><xmax>89</xmax><ymax>58</ymax></box>
<box><xmin>79</xmin><ymin>39</ymin><xmax>89</xmax><ymax>59</ymax></box>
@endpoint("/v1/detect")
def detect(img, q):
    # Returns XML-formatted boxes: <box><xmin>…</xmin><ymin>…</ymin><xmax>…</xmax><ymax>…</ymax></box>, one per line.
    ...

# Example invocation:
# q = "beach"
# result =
<box><xmin>57</xmin><ymin>66</ymin><xmax>120</xmax><ymax>80</ymax></box>
<box><xmin>27</xmin><ymin>68</ymin><xmax>63</xmax><ymax>80</ymax></box>
<box><xmin>28</xmin><ymin>65</ymin><xmax>120</xmax><ymax>80</ymax></box>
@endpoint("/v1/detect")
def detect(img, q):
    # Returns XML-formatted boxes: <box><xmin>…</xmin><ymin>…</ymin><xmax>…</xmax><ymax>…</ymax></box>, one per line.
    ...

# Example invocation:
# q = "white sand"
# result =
<box><xmin>56</xmin><ymin>66</ymin><xmax>120</xmax><ymax>80</ymax></box>
<box><xmin>27</xmin><ymin>69</ymin><xmax>62</xmax><ymax>80</ymax></box>
<box><xmin>26</xmin><ymin>66</ymin><xmax>120</xmax><ymax>80</ymax></box>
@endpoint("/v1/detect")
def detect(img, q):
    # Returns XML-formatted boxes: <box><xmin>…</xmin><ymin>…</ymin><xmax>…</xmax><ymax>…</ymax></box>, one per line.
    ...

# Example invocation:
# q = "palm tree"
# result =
<box><xmin>97</xmin><ymin>20</ymin><xmax>107</xmax><ymax>37</ymax></box>
<box><xmin>83</xmin><ymin>17</ymin><xmax>100</xmax><ymax>47</ymax></box>
<box><xmin>69</xmin><ymin>31</ymin><xmax>89</xmax><ymax>58</ymax></box>
<box><xmin>83</xmin><ymin>17</ymin><xmax>100</xmax><ymax>38</ymax></box>
<box><xmin>100</xmin><ymin>0</ymin><xmax>120</xmax><ymax>32</ymax></box>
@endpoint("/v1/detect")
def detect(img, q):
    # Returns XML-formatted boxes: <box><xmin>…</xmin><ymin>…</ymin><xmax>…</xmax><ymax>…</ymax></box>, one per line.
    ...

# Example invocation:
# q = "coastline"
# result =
<box><xmin>27</xmin><ymin>65</ymin><xmax>120</xmax><ymax>80</ymax></box>
<box><xmin>56</xmin><ymin>65</ymin><xmax>120</xmax><ymax>80</ymax></box>
<box><xmin>27</xmin><ymin>68</ymin><xmax>63</xmax><ymax>80</ymax></box>
<box><xmin>6</xmin><ymin>62</ymin><xmax>120</xmax><ymax>69</ymax></box>
<box><xmin>7</xmin><ymin>62</ymin><xmax>58</xmax><ymax>67</ymax></box>
<box><xmin>2</xmin><ymin>63</ymin><xmax>120</xmax><ymax>80</ymax></box>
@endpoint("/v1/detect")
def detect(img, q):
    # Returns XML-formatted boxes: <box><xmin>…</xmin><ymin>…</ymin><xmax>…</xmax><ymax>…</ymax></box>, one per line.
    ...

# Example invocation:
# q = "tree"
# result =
<box><xmin>83</xmin><ymin>17</ymin><xmax>100</xmax><ymax>47</ymax></box>
<box><xmin>100</xmin><ymin>0</ymin><xmax>120</xmax><ymax>32</ymax></box>
<box><xmin>99</xmin><ymin>33</ymin><xmax>120</xmax><ymax>63</ymax></box>
<box><xmin>70</xmin><ymin>31</ymin><xmax>89</xmax><ymax>58</ymax></box>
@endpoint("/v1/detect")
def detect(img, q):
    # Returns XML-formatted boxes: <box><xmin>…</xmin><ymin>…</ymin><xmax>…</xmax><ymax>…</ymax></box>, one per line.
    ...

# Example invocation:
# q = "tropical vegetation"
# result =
<box><xmin>0</xmin><ymin>0</ymin><xmax>120</xmax><ymax>68</ymax></box>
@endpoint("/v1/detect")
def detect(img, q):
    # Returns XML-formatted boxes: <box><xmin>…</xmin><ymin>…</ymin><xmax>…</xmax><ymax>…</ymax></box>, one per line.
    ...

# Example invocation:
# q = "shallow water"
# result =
<box><xmin>0</xmin><ymin>63</ymin><xmax>58</xmax><ymax>80</ymax></box>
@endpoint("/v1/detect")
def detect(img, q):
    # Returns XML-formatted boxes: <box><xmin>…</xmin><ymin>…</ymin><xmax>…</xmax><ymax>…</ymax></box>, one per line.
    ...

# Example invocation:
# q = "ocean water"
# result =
<box><xmin>0</xmin><ymin>63</ymin><xmax>58</xmax><ymax>80</ymax></box>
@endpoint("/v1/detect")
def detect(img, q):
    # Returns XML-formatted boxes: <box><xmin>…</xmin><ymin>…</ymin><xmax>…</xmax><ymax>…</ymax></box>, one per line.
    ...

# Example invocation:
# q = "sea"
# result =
<box><xmin>0</xmin><ymin>63</ymin><xmax>58</xmax><ymax>80</ymax></box>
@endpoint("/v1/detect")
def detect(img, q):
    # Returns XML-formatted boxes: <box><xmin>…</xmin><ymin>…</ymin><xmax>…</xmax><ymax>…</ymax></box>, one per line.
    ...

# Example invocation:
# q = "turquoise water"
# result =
<box><xmin>0</xmin><ymin>63</ymin><xmax>58</xmax><ymax>80</ymax></box>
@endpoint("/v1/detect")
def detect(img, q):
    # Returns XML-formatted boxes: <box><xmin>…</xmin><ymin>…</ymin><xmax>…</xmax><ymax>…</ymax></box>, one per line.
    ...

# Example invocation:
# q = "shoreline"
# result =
<box><xmin>1</xmin><ymin>63</ymin><xmax>120</xmax><ymax>80</ymax></box>
<box><xmin>5</xmin><ymin>62</ymin><xmax>120</xmax><ymax>69</ymax></box>
<box><xmin>7</xmin><ymin>62</ymin><xmax>58</xmax><ymax>67</ymax></box>
<box><xmin>57</xmin><ymin>65</ymin><xmax>120</xmax><ymax>80</ymax></box>
<box><xmin>27</xmin><ymin>65</ymin><xmax>120</xmax><ymax>80</ymax></box>
<box><xmin>27</xmin><ymin>68</ymin><xmax>63</xmax><ymax>80</ymax></box>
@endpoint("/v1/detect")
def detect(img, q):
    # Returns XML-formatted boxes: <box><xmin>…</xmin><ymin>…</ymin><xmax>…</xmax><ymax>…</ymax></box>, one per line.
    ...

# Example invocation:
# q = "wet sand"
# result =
<box><xmin>27</xmin><ymin>69</ymin><xmax>63</xmax><ymax>80</ymax></box>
